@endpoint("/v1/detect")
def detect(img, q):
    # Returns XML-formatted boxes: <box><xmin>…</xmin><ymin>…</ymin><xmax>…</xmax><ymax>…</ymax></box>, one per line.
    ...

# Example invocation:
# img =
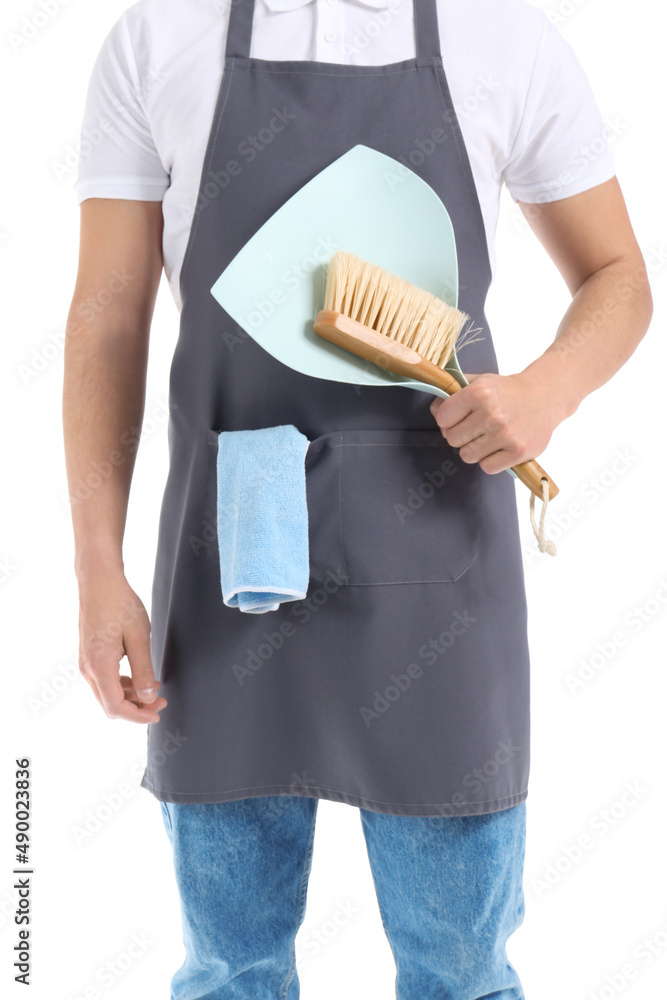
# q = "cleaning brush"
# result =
<box><xmin>313</xmin><ymin>250</ymin><xmax>559</xmax><ymax>556</ymax></box>
<box><xmin>320</xmin><ymin>249</ymin><xmax>473</xmax><ymax>370</ymax></box>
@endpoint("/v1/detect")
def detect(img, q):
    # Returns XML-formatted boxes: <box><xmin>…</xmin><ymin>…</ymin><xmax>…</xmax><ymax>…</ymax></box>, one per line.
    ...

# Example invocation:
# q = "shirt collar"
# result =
<box><xmin>262</xmin><ymin>0</ymin><xmax>395</xmax><ymax>12</ymax></box>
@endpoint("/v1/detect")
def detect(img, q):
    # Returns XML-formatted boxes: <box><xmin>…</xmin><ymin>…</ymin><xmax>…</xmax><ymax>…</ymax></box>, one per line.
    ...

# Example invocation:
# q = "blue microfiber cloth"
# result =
<box><xmin>215</xmin><ymin>424</ymin><xmax>310</xmax><ymax>614</ymax></box>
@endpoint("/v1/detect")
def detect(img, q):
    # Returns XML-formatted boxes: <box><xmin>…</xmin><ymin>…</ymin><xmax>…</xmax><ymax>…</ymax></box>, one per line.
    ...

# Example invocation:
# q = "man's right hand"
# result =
<box><xmin>78</xmin><ymin>571</ymin><xmax>167</xmax><ymax>724</ymax></box>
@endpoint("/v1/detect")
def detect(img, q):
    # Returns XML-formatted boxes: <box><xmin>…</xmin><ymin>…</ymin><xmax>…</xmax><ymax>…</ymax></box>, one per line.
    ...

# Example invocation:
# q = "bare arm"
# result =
<box><xmin>63</xmin><ymin>198</ymin><xmax>168</xmax><ymax>723</ymax></box>
<box><xmin>430</xmin><ymin>177</ymin><xmax>654</xmax><ymax>473</ymax></box>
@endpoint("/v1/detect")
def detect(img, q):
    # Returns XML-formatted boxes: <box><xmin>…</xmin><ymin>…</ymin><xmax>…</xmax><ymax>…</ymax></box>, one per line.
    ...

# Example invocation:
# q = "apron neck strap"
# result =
<box><xmin>224</xmin><ymin>0</ymin><xmax>442</xmax><ymax>61</ymax></box>
<box><xmin>225</xmin><ymin>0</ymin><xmax>254</xmax><ymax>60</ymax></box>
<box><xmin>415</xmin><ymin>0</ymin><xmax>442</xmax><ymax>59</ymax></box>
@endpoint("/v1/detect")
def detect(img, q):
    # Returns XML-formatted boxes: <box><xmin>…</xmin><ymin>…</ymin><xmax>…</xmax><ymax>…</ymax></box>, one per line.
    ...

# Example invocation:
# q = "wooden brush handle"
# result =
<box><xmin>313</xmin><ymin>310</ymin><xmax>559</xmax><ymax>501</ymax></box>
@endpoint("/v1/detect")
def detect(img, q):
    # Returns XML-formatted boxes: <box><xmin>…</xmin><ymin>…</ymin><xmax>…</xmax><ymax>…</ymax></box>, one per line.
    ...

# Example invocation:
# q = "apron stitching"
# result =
<box><xmin>413</xmin><ymin>0</ymin><xmax>422</xmax><ymax>56</ymax></box>
<box><xmin>434</xmin><ymin>67</ymin><xmax>472</xmax><ymax>203</ymax></box>
<box><xmin>233</xmin><ymin>66</ymin><xmax>425</xmax><ymax>78</ymax></box>
<box><xmin>141</xmin><ymin>776</ymin><xmax>526</xmax><ymax>809</ymax></box>
<box><xmin>342</xmin><ymin>475</ymin><xmax>480</xmax><ymax>585</ymax></box>
<box><xmin>337</xmin><ymin>431</ymin><xmax>350</xmax><ymax>585</ymax></box>
<box><xmin>340</xmin><ymin>570</ymin><xmax>478</xmax><ymax>585</ymax></box>
<box><xmin>335</xmin><ymin>443</ymin><xmax>455</xmax><ymax>449</ymax></box>
<box><xmin>309</xmin><ymin>444</ymin><xmax>459</xmax><ymax>451</ymax></box>
<box><xmin>179</xmin><ymin>59</ymin><xmax>237</xmax><ymax>285</ymax></box>
<box><xmin>432</xmin><ymin>63</ymin><xmax>494</xmax><ymax>287</ymax></box>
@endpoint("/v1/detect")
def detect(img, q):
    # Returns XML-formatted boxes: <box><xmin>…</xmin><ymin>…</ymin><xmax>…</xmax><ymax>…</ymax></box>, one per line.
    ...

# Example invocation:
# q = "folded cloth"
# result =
<box><xmin>215</xmin><ymin>424</ymin><xmax>310</xmax><ymax>614</ymax></box>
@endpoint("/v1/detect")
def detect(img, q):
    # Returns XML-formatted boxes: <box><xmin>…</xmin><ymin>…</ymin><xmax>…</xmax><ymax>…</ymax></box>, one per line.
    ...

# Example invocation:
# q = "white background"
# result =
<box><xmin>2</xmin><ymin>1</ymin><xmax>666</xmax><ymax>998</ymax></box>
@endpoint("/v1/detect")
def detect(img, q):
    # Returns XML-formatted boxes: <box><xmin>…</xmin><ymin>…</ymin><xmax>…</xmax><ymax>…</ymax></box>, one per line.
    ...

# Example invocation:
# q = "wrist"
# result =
<box><xmin>516</xmin><ymin>353</ymin><xmax>582</xmax><ymax>424</ymax></box>
<box><xmin>74</xmin><ymin>541</ymin><xmax>125</xmax><ymax>586</ymax></box>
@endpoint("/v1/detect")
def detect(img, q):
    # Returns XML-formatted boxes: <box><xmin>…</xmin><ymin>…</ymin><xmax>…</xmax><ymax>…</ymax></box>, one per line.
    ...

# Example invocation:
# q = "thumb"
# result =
<box><xmin>125</xmin><ymin>629</ymin><xmax>158</xmax><ymax>703</ymax></box>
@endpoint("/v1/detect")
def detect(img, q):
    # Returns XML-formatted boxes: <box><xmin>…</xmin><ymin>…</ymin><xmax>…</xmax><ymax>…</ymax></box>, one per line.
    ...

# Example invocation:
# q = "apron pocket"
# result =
<box><xmin>208</xmin><ymin>426</ymin><xmax>479</xmax><ymax>590</ymax></box>
<box><xmin>332</xmin><ymin>428</ymin><xmax>480</xmax><ymax>586</ymax></box>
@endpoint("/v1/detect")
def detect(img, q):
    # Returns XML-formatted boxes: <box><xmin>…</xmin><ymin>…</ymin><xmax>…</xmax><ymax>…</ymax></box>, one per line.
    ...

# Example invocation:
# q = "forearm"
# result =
<box><xmin>63</xmin><ymin>309</ymin><xmax>149</xmax><ymax>585</ymax></box>
<box><xmin>518</xmin><ymin>255</ymin><xmax>653</xmax><ymax>423</ymax></box>
<box><xmin>432</xmin><ymin>253</ymin><xmax>653</xmax><ymax>475</ymax></box>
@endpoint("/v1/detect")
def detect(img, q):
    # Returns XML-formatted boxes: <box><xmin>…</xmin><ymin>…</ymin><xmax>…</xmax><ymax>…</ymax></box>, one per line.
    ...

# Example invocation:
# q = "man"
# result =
<box><xmin>63</xmin><ymin>1</ymin><xmax>652</xmax><ymax>997</ymax></box>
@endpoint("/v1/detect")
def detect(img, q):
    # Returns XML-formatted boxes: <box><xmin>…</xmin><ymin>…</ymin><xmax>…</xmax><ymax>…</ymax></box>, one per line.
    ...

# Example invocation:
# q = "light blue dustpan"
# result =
<box><xmin>211</xmin><ymin>145</ymin><xmax>518</xmax><ymax>483</ymax></box>
<box><xmin>211</xmin><ymin>144</ymin><xmax>472</xmax><ymax>400</ymax></box>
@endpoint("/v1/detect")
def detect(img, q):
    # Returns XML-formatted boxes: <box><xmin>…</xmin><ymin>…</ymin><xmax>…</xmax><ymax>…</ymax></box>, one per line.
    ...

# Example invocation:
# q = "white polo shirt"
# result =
<box><xmin>73</xmin><ymin>0</ymin><xmax>617</xmax><ymax>311</ymax></box>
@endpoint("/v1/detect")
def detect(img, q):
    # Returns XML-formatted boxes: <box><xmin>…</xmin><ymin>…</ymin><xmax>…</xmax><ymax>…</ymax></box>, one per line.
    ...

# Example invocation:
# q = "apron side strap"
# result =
<box><xmin>225</xmin><ymin>0</ymin><xmax>255</xmax><ymax>61</ymax></box>
<box><xmin>414</xmin><ymin>0</ymin><xmax>443</xmax><ymax>60</ymax></box>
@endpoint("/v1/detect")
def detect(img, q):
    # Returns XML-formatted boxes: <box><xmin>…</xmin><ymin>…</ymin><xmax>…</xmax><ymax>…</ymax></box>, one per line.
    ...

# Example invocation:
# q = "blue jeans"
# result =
<box><xmin>159</xmin><ymin>796</ymin><xmax>526</xmax><ymax>999</ymax></box>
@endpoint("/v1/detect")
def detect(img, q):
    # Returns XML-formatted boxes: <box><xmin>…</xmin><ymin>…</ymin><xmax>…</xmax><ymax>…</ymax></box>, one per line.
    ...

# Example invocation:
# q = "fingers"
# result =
<box><xmin>429</xmin><ymin>391</ymin><xmax>476</xmax><ymax>448</ymax></box>
<box><xmin>429</xmin><ymin>385</ymin><xmax>476</xmax><ymax>433</ymax></box>
<box><xmin>119</xmin><ymin>675</ymin><xmax>168</xmax><ymax>719</ymax></box>
<box><xmin>446</xmin><ymin>418</ymin><xmax>516</xmax><ymax>468</ymax></box>
<box><xmin>429</xmin><ymin>371</ymin><xmax>546</xmax><ymax>474</ymax></box>
<box><xmin>78</xmin><ymin>580</ymin><xmax>168</xmax><ymax>725</ymax></box>
<box><xmin>474</xmin><ymin>449</ymin><xmax>517</xmax><ymax>476</ymax></box>
<box><xmin>124</xmin><ymin>626</ymin><xmax>159</xmax><ymax>704</ymax></box>
<box><xmin>79</xmin><ymin>640</ymin><xmax>166</xmax><ymax>724</ymax></box>
<box><xmin>443</xmin><ymin>405</ymin><xmax>503</xmax><ymax>451</ymax></box>
<box><xmin>93</xmin><ymin>654</ymin><xmax>163</xmax><ymax>723</ymax></box>
<box><xmin>430</xmin><ymin>376</ymin><xmax>511</xmax><ymax>458</ymax></box>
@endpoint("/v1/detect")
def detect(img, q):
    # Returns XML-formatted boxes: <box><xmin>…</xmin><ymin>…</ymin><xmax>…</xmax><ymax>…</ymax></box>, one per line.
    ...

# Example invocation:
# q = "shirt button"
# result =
<box><xmin>324</xmin><ymin>29</ymin><xmax>337</xmax><ymax>42</ymax></box>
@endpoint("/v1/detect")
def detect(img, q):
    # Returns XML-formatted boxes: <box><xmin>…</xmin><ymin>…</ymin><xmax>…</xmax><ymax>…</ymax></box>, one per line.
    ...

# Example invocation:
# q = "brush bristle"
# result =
<box><xmin>323</xmin><ymin>250</ymin><xmax>471</xmax><ymax>369</ymax></box>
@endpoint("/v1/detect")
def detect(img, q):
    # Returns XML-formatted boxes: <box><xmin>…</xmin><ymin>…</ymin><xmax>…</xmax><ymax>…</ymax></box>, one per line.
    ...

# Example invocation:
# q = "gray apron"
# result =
<box><xmin>140</xmin><ymin>0</ymin><xmax>531</xmax><ymax>817</ymax></box>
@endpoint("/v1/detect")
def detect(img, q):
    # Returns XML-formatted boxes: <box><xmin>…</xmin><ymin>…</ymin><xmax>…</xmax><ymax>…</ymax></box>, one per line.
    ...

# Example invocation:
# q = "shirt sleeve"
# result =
<box><xmin>501</xmin><ymin>14</ymin><xmax>616</xmax><ymax>203</ymax></box>
<box><xmin>73</xmin><ymin>11</ymin><xmax>170</xmax><ymax>204</ymax></box>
